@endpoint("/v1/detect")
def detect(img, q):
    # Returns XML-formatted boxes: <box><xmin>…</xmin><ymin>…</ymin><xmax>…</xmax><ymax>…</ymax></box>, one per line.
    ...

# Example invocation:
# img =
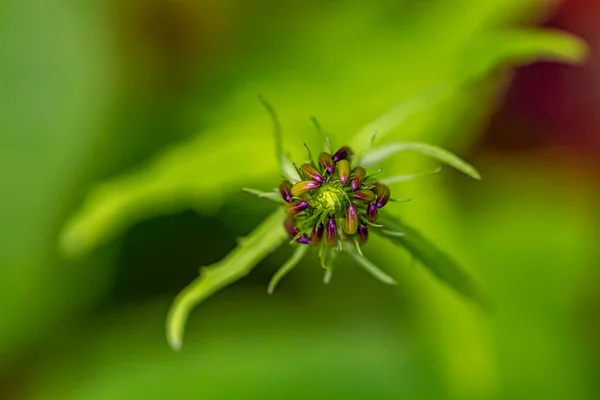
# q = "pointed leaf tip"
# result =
<box><xmin>361</xmin><ymin>142</ymin><xmax>481</xmax><ymax>180</ymax></box>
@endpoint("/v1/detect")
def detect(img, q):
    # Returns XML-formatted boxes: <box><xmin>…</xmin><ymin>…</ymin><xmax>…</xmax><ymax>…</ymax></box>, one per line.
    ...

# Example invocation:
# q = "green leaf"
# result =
<box><xmin>361</xmin><ymin>142</ymin><xmax>481</xmax><ymax>179</ymax></box>
<box><xmin>346</xmin><ymin>245</ymin><xmax>397</xmax><ymax>285</ymax></box>
<box><xmin>267</xmin><ymin>244</ymin><xmax>309</xmax><ymax>294</ymax></box>
<box><xmin>349</xmin><ymin>29</ymin><xmax>587</xmax><ymax>151</ymax></box>
<box><xmin>242</xmin><ymin>188</ymin><xmax>285</xmax><ymax>203</ymax></box>
<box><xmin>258</xmin><ymin>96</ymin><xmax>301</xmax><ymax>184</ymax></box>
<box><xmin>59</xmin><ymin>28</ymin><xmax>586</xmax><ymax>259</ymax></box>
<box><xmin>375</xmin><ymin>215</ymin><xmax>490</xmax><ymax>310</ymax></box>
<box><xmin>166</xmin><ymin>209</ymin><xmax>287</xmax><ymax>351</ymax></box>
<box><xmin>379</xmin><ymin>166</ymin><xmax>442</xmax><ymax>185</ymax></box>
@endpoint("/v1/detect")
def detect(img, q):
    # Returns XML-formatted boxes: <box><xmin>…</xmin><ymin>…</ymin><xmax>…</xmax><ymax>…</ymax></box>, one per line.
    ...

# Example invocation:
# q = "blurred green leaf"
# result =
<box><xmin>376</xmin><ymin>215</ymin><xmax>490</xmax><ymax>310</ymax></box>
<box><xmin>167</xmin><ymin>209</ymin><xmax>287</xmax><ymax>350</ymax></box>
<box><xmin>60</xmin><ymin>28</ymin><xmax>585</xmax><ymax>259</ymax></box>
<box><xmin>361</xmin><ymin>142</ymin><xmax>481</xmax><ymax>179</ymax></box>
<box><xmin>349</xmin><ymin>29</ymin><xmax>586</xmax><ymax>151</ymax></box>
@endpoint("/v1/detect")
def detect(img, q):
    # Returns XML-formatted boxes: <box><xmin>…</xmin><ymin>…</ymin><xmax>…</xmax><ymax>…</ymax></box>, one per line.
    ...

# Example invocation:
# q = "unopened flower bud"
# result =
<box><xmin>367</xmin><ymin>202</ymin><xmax>378</xmax><ymax>222</ymax></box>
<box><xmin>344</xmin><ymin>205</ymin><xmax>358</xmax><ymax>234</ymax></box>
<box><xmin>374</xmin><ymin>183</ymin><xmax>390</xmax><ymax>208</ymax></box>
<box><xmin>311</xmin><ymin>223</ymin><xmax>324</xmax><ymax>245</ymax></box>
<box><xmin>300</xmin><ymin>163</ymin><xmax>325</xmax><ymax>183</ymax></box>
<box><xmin>353</xmin><ymin>190</ymin><xmax>376</xmax><ymax>202</ymax></box>
<box><xmin>279</xmin><ymin>181</ymin><xmax>292</xmax><ymax>202</ymax></box>
<box><xmin>325</xmin><ymin>217</ymin><xmax>337</xmax><ymax>247</ymax></box>
<box><xmin>318</xmin><ymin>152</ymin><xmax>335</xmax><ymax>174</ymax></box>
<box><xmin>291</xmin><ymin>180</ymin><xmax>320</xmax><ymax>197</ymax></box>
<box><xmin>337</xmin><ymin>160</ymin><xmax>351</xmax><ymax>186</ymax></box>
<box><xmin>351</xmin><ymin>167</ymin><xmax>366</xmax><ymax>191</ymax></box>
<box><xmin>332</xmin><ymin>146</ymin><xmax>352</xmax><ymax>162</ymax></box>
<box><xmin>357</xmin><ymin>225</ymin><xmax>369</xmax><ymax>244</ymax></box>
<box><xmin>286</xmin><ymin>200</ymin><xmax>309</xmax><ymax>215</ymax></box>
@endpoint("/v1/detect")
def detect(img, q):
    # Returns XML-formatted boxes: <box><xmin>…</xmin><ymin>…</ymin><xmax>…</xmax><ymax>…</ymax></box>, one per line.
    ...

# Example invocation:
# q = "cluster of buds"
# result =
<box><xmin>279</xmin><ymin>145</ymin><xmax>391</xmax><ymax>250</ymax></box>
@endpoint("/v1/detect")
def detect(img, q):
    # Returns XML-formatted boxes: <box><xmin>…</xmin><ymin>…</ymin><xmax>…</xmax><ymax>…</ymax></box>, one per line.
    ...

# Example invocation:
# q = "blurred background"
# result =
<box><xmin>0</xmin><ymin>0</ymin><xmax>598</xmax><ymax>399</ymax></box>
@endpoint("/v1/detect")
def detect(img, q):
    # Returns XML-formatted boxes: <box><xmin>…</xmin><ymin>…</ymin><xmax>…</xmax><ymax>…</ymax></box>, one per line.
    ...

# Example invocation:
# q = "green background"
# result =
<box><xmin>1</xmin><ymin>0</ymin><xmax>597</xmax><ymax>399</ymax></box>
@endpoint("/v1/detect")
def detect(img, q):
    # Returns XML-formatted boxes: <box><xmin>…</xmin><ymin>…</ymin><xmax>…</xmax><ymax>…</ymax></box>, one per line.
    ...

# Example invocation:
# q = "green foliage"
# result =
<box><xmin>167</xmin><ymin>209</ymin><xmax>287</xmax><ymax>350</ymax></box>
<box><xmin>2</xmin><ymin>0</ymin><xmax>594</xmax><ymax>399</ymax></box>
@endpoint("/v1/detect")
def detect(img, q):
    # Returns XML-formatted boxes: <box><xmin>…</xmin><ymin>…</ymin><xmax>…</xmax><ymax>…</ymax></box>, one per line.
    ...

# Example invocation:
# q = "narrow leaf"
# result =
<box><xmin>242</xmin><ymin>188</ymin><xmax>285</xmax><ymax>203</ymax></box>
<box><xmin>375</xmin><ymin>215</ymin><xmax>490</xmax><ymax>310</ymax></box>
<box><xmin>380</xmin><ymin>166</ymin><xmax>442</xmax><ymax>185</ymax></box>
<box><xmin>258</xmin><ymin>96</ymin><xmax>301</xmax><ymax>183</ymax></box>
<box><xmin>166</xmin><ymin>209</ymin><xmax>287</xmax><ymax>351</ymax></box>
<box><xmin>346</xmin><ymin>246</ymin><xmax>397</xmax><ymax>285</ymax></box>
<box><xmin>361</xmin><ymin>142</ymin><xmax>481</xmax><ymax>180</ymax></box>
<box><xmin>268</xmin><ymin>245</ymin><xmax>309</xmax><ymax>294</ymax></box>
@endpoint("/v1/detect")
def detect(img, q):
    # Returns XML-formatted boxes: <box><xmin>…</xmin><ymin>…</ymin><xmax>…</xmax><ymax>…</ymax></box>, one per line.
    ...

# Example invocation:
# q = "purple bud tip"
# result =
<box><xmin>345</xmin><ymin>204</ymin><xmax>358</xmax><ymax>234</ymax></box>
<box><xmin>332</xmin><ymin>146</ymin><xmax>352</xmax><ymax>162</ymax></box>
<box><xmin>300</xmin><ymin>164</ymin><xmax>325</xmax><ymax>183</ymax></box>
<box><xmin>286</xmin><ymin>200</ymin><xmax>309</xmax><ymax>215</ymax></box>
<box><xmin>337</xmin><ymin>160</ymin><xmax>351</xmax><ymax>186</ymax></box>
<box><xmin>351</xmin><ymin>167</ymin><xmax>366</xmax><ymax>191</ymax></box>
<box><xmin>297</xmin><ymin>235</ymin><xmax>311</xmax><ymax>244</ymax></box>
<box><xmin>291</xmin><ymin>180</ymin><xmax>320</xmax><ymax>197</ymax></box>
<box><xmin>311</xmin><ymin>223</ymin><xmax>324</xmax><ymax>245</ymax></box>
<box><xmin>318</xmin><ymin>152</ymin><xmax>335</xmax><ymax>175</ymax></box>
<box><xmin>353</xmin><ymin>190</ymin><xmax>376</xmax><ymax>202</ymax></box>
<box><xmin>374</xmin><ymin>183</ymin><xmax>391</xmax><ymax>208</ymax></box>
<box><xmin>279</xmin><ymin>181</ymin><xmax>292</xmax><ymax>202</ymax></box>
<box><xmin>357</xmin><ymin>225</ymin><xmax>369</xmax><ymax>244</ymax></box>
<box><xmin>367</xmin><ymin>202</ymin><xmax>378</xmax><ymax>223</ymax></box>
<box><xmin>284</xmin><ymin>219</ymin><xmax>300</xmax><ymax>238</ymax></box>
<box><xmin>325</xmin><ymin>218</ymin><xmax>337</xmax><ymax>247</ymax></box>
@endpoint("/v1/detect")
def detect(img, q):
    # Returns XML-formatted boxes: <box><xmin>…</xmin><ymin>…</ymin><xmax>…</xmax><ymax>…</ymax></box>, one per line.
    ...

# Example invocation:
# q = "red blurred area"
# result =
<box><xmin>484</xmin><ymin>0</ymin><xmax>600</xmax><ymax>154</ymax></box>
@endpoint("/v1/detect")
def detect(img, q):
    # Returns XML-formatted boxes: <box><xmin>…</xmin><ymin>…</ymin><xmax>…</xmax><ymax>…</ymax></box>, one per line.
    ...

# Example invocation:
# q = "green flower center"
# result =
<box><xmin>313</xmin><ymin>182</ymin><xmax>346</xmax><ymax>213</ymax></box>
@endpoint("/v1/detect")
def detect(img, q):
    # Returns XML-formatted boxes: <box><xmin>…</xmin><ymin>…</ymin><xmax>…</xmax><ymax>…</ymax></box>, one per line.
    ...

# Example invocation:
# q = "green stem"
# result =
<box><xmin>166</xmin><ymin>208</ymin><xmax>287</xmax><ymax>351</ymax></box>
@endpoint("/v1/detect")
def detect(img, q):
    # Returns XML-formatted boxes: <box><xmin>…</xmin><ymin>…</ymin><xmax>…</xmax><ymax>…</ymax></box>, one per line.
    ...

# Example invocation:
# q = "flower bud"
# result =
<box><xmin>367</xmin><ymin>202</ymin><xmax>378</xmax><ymax>222</ymax></box>
<box><xmin>332</xmin><ymin>146</ymin><xmax>352</xmax><ymax>162</ymax></box>
<box><xmin>291</xmin><ymin>180</ymin><xmax>320</xmax><ymax>197</ymax></box>
<box><xmin>286</xmin><ymin>200</ymin><xmax>309</xmax><ymax>215</ymax></box>
<box><xmin>279</xmin><ymin>181</ymin><xmax>293</xmax><ymax>202</ymax></box>
<box><xmin>318</xmin><ymin>152</ymin><xmax>335</xmax><ymax>174</ymax></box>
<box><xmin>374</xmin><ymin>183</ymin><xmax>390</xmax><ymax>208</ymax></box>
<box><xmin>325</xmin><ymin>217</ymin><xmax>337</xmax><ymax>247</ymax></box>
<box><xmin>344</xmin><ymin>205</ymin><xmax>358</xmax><ymax>234</ymax></box>
<box><xmin>353</xmin><ymin>190</ymin><xmax>376</xmax><ymax>202</ymax></box>
<box><xmin>357</xmin><ymin>225</ymin><xmax>369</xmax><ymax>244</ymax></box>
<box><xmin>337</xmin><ymin>160</ymin><xmax>351</xmax><ymax>186</ymax></box>
<box><xmin>311</xmin><ymin>223</ymin><xmax>324</xmax><ymax>245</ymax></box>
<box><xmin>297</xmin><ymin>234</ymin><xmax>311</xmax><ymax>244</ymax></box>
<box><xmin>351</xmin><ymin>167</ymin><xmax>366</xmax><ymax>191</ymax></box>
<box><xmin>284</xmin><ymin>219</ymin><xmax>300</xmax><ymax>238</ymax></box>
<box><xmin>300</xmin><ymin>163</ymin><xmax>325</xmax><ymax>183</ymax></box>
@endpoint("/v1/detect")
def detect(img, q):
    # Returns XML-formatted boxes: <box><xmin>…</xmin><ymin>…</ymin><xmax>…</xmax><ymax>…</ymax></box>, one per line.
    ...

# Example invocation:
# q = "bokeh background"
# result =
<box><xmin>1</xmin><ymin>0</ymin><xmax>598</xmax><ymax>399</ymax></box>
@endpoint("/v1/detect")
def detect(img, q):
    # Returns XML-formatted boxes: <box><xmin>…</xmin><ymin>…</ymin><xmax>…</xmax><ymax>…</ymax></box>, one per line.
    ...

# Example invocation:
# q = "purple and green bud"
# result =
<box><xmin>344</xmin><ymin>205</ymin><xmax>358</xmax><ymax>234</ymax></box>
<box><xmin>353</xmin><ymin>190</ymin><xmax>376</xmax><ymax>202</ymax></box>
<box><xmin>279</xmin><ymin>181</ymin><xmax>293</xmax><ymax>202</ymax></box>
<box><xmin>286</xmin><ymin>200</ymin><xmax>309</xmax><ymax>215</ymax></box>
<box><xmin>274</xmin><ymin>143</ymin><xmax>395</xmax><ymax>252</ymax></box>
<box><xmin>291</xmin><ymin>180</ymin><xmax>320</xmax><ymax>197</ymax></box>
<box><xmin>300</xmin><ymin>163</ymin><xmax>325</xmax><ymax>183</ymax></box>
<box><xmin>325</xmin><ymin>217</ymin><xmax>337</xmax><ymax>247</ymax></box>
<box><xmin>311</xmin><ymin>223</ymin><xmax>324</xmax><ymax>245</ymax></box>
<box><xmin>367</xmin><ymin>202</ymin><xmax>378</xmax><ymax>222</ymax></box>
<box><xmin>284</xmin><ymin>219</ymin><xmax>300</xmax><ymax>238</ymax></box>
<box><xmin>297</xmin><ymin>234</ymin><xmax>311</xmax><ymax>244</ymax></box>
<box><xmin>357</xmin><ymin>225</ymin><xmax>369</xmax><ymax>244</ymax></box>
<box><xmin>374</xmin><ymin>183</ymin><xmax>390</xmax><ymax>208</ymax></box>
<box><xmin>337</xmin><ymin>160</ymin><xmax>351</xmax><ymax>186</ymax></box>
<box><xmin>318</xmin><ymin>152</ymin><xmax>335</xmax><ymax>174</ymax></box>
<box><xmin>332</xmin><ymin>146</ymin><xmax>352</xmax><ymax>162</ymax></box>
<box><xmin>351</xmin><ymin>167</ymin><xmax>366</xmax><ymax>191</ymax></box>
